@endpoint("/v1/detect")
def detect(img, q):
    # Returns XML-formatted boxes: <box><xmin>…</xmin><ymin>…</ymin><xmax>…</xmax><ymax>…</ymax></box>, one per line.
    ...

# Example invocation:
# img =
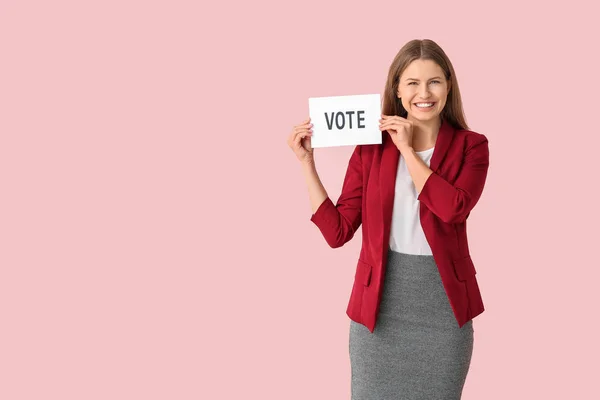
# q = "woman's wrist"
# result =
<box><xmin>301</xmin><ymin>155</ymin><xmax>315</xmax><ymax>168</ymax></box>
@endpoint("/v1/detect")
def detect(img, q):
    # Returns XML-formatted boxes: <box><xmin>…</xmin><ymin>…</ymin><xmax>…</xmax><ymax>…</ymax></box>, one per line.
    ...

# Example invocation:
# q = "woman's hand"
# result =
<box><xmin>287</xmin><ymin>117</ymin><xmax>314</xmax><ymax>163</ymax></box>
<box><xmin>379</xmin><ymin>115</ymin><xmax>413</xmax><ymax>150</ymax></box>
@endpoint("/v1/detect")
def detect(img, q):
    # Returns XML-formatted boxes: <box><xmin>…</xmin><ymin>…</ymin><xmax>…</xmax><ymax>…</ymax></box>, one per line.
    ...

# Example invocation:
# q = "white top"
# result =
<box><xmin>388</xmin><ymin>146</ymin><xmax>435</xmax><ymax>255</ymax></box>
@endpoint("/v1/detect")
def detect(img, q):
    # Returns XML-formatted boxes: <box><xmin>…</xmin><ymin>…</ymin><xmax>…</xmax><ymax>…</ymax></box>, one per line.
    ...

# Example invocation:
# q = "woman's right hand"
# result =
<box><xmin>287</xmin><ymin>118</ymin><xmax>314</xmax><ymax>163</ymax></box>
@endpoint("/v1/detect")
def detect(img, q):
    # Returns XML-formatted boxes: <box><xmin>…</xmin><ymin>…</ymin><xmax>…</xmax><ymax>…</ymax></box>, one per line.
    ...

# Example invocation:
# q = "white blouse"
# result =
<box><xmin>388</xmin><ymin>146</ymin><xmax>435</xmax><ymax>255</ymax></box>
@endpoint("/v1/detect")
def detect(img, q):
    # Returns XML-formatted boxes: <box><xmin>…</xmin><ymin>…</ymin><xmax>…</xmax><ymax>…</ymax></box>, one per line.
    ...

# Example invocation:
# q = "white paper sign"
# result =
<box><xmin>308</xmin><ymin>93</ymin><xmax>382</xmax><ymax>148</ymax></box>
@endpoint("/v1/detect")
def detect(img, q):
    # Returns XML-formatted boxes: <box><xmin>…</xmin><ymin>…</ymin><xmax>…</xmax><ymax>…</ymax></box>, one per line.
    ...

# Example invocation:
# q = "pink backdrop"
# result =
<box><xmin>1</xmin><ymin>0</ymin><xmax>598</xmax><ymax>398</ymax></box>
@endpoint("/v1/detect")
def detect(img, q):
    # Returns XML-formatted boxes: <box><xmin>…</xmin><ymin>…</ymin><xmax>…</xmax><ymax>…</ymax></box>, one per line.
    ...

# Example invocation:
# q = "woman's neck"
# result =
<box><xmin>407</xmin><ymin>116</ymin><xmax>441</xmax><ymax>151</ymax></box>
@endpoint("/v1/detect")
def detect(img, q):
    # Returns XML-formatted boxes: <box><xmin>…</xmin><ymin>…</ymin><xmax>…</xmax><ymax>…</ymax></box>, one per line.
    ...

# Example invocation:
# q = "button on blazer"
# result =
<box><xmin>310</xmin><ymin>118</ymin><xmax>490</xmax><ymax>332</ymax></box>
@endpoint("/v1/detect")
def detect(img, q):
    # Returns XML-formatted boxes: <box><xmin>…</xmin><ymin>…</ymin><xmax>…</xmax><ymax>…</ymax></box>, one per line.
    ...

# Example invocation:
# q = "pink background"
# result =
<box><xmin>1</xmin><ymin>0</ymin><xmax>599</xmax><ymax>398</ymax></box>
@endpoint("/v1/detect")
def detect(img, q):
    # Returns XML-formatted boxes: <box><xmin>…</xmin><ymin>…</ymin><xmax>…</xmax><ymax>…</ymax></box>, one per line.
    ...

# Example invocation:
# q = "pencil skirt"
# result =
<box><xmin>349</xmin><ymin>248</ymin><xmax>474</xmax><ymax>400</ymax></box>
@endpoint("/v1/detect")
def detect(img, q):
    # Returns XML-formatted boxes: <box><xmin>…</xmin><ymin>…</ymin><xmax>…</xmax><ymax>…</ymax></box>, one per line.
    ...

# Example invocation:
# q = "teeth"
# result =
<box><xmin>415</xmin><ymin>103</ymin><xmax>434</xmax><ymax>107</ymax></box>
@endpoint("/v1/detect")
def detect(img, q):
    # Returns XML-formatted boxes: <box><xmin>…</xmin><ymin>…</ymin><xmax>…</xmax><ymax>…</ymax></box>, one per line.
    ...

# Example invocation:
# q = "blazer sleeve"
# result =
<box><xmin>310</xmin><ymin>145</ymin><xmax>363</xmax><ymax>248</ymax></box>
<box><xmin>417</xmin><ymin>134</ymin><xmax>489</xmax><ymax>224</ymax></box>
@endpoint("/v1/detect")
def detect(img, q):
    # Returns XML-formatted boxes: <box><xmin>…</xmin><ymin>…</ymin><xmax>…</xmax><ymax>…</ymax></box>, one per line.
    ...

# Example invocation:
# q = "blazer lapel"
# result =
<box><xmin>428</xmin><ymin>118</ymin><xmax>454</xmax><ymax>174</ymax></box>
<box><xmin>379</xmin><ymin>118</ymin><xmax>455</xmax><ymax>248</ymax></box>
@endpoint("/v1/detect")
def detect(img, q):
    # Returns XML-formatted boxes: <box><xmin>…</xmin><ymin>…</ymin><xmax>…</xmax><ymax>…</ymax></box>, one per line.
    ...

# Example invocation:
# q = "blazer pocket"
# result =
<box><xmin>452</xmin><ymin>255</ymin><xmax>477</xmax><ymax>281</ymax></box>
<box><xmin>355</xmin><ymin>259</ymin><xmax>373</xmax><ymax>287</ymax></box>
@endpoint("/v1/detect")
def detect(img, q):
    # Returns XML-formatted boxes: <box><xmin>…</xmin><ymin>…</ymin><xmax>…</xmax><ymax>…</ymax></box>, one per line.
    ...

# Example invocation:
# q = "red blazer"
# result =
<box><xmin>310</xmin><ymin>118</ymin><xmax>489</xmax><ymax>333</ymax></box>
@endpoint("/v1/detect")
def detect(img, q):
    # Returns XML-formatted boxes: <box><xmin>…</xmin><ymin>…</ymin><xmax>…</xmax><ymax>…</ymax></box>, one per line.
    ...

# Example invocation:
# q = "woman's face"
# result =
<box><xmin>397</xmin><ymin>59</ymin><xmax>451</xmax><ymax>123</ymax></box>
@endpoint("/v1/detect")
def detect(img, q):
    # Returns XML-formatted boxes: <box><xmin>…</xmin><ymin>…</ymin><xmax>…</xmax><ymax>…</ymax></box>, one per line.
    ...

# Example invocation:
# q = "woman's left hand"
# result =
<box><xmin>379</xmin><ymin>115</ymin><xmax>413</xmax><ymax>150</ymax></box>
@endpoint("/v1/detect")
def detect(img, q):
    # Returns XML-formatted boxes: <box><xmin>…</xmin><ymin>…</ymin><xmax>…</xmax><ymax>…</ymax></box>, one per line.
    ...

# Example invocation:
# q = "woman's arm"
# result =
<box><xmin>307</xmin><ymin>146</ymin><xmax>363</xmax><ymax>248</ymax></box>
<box><xmin>396</xmin><ymin>145</ymin><xmax>434</xmax><ymax>194</ymax></box>
<box><xmin>301</xmin><ymin>158</ymin><xmax>328</xmax><ymax>214</ymax></box>
<box><xmin>417</xmin><ymin>134</ymin><xmax>490</xmax><ymax>224</ymax></box>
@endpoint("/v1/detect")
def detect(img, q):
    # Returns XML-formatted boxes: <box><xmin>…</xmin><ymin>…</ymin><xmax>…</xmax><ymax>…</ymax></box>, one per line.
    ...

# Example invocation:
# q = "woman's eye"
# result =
<box><xmin>409</xmin><ymin>80</ymin><xmax>441</xmax><ymax>85</ymax></box>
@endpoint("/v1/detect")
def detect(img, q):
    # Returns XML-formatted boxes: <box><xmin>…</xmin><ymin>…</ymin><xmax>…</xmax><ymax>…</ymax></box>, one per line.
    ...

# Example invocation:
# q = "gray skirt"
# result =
<box><xmin>349</xmin><ymin>248</ymin><xmax>474</xmax><ymax>400</ymax></box>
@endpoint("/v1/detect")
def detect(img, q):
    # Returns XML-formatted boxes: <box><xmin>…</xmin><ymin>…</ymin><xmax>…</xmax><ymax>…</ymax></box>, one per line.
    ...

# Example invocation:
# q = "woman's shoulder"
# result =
<box><xmin>357</xmin><ymin>143</ymin><xmax>381</xmax><ymax>152</ymax></box>
<box><xmin>454</xmin><ymin>127</ymin><xmax>489</xmax><ymax>148</ymax></box>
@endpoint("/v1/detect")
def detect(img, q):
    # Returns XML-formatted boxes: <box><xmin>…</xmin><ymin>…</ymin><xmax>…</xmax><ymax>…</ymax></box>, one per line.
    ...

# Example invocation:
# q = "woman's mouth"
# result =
<box><xmin>414</xmin><ymin>102</ymin><xmax>436</xmax><ymax>111</ymax></box>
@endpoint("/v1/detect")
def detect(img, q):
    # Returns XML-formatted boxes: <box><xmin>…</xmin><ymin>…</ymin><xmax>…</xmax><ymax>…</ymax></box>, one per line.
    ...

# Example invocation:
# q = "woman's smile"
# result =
<box><xmin>414</xmin><ymin>102</ymin><xmax>436</xmax><ymax>111</ymax></box>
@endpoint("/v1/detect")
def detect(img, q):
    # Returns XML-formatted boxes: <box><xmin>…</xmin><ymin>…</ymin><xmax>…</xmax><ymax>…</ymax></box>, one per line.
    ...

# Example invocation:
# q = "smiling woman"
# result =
<box><xmin>381</xmin><ymin>41</ymin><xmax>469</xmax><ymax>143</ymax></box>
<box><xmin>347</xmin><ymin>39</ymin><xmax>483</xmax><ymax>400</ymax></box>
<box><xmin>288</xmin><ymin>38</ymin><xmax>490</xmax><ymax>400</ymax></box>
<box><xmin>398</xmin><ymin>63</ymin><xmax>450</xmax><ymax>117</ymax></box>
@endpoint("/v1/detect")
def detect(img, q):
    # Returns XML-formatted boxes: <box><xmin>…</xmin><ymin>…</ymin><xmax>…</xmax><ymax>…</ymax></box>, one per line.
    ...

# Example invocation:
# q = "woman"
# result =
<box><xmin>287</xmin><ymin>39</ymin><xmax>489</xmax><ymax>399</ymax></box>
